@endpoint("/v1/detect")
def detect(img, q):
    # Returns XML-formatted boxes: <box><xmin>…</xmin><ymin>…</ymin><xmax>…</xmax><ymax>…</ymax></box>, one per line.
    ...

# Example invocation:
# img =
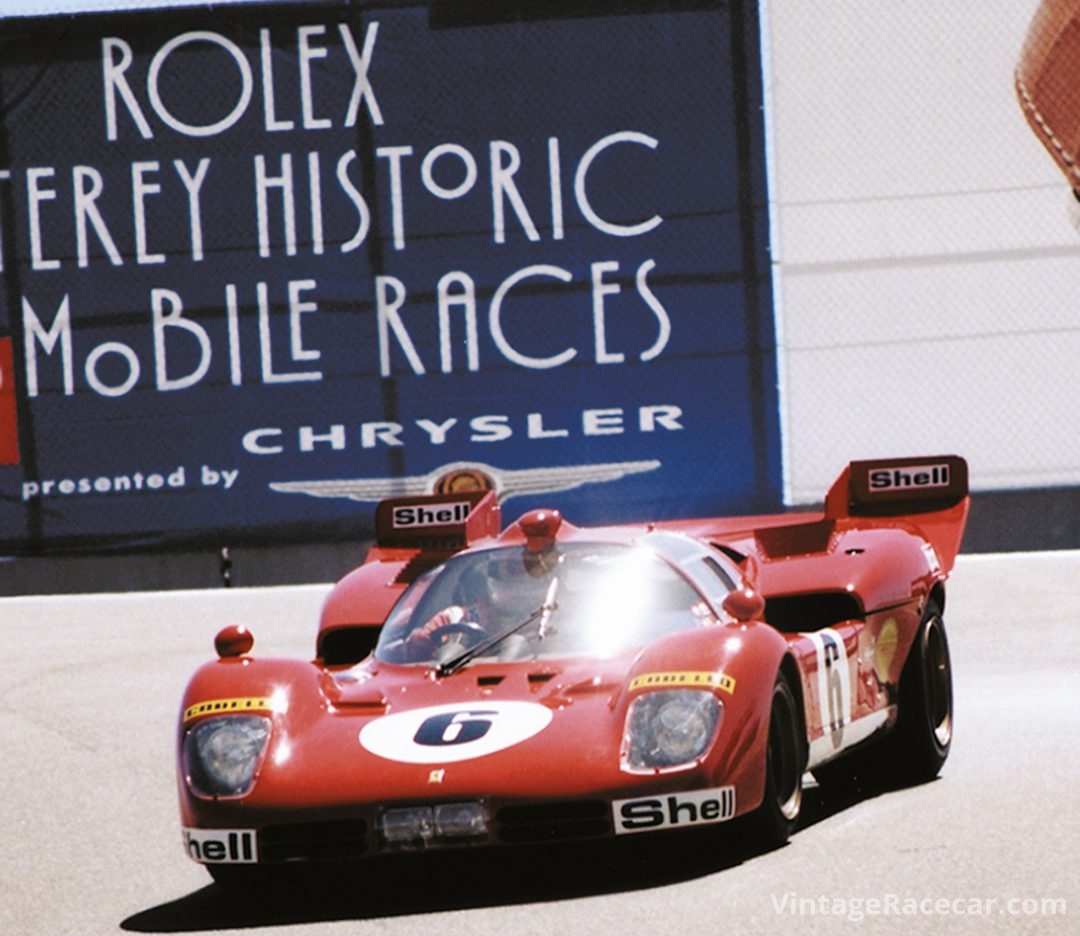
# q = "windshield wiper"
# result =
<box><xmin>435</xmin><ymin>577</ymin><xmax>559</xmax><ymax>677</ymax></box>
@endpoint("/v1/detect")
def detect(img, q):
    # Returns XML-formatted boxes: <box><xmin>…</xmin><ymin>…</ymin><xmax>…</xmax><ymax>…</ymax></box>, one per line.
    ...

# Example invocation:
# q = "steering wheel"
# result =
<box><xmin>428</xmin><ymin>620</ymin><xmax>487</xmax><ymax>665</ymax></box>
<box><xmin>428</xmin><ymin>620</ymin><xmax>487</xmax><ymax>646</ymax></box>
<box><xmin>381</xmin><ymin>618</ymin><xmax>488</xmax><ymax>664</ymax></box>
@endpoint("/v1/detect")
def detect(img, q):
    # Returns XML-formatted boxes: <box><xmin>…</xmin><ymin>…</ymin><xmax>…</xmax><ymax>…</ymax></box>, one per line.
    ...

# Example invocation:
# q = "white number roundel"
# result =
<box><xmin>359</xmin><ymin>701</ymin><xmax>553</xmax><ymax>764</ymax></box>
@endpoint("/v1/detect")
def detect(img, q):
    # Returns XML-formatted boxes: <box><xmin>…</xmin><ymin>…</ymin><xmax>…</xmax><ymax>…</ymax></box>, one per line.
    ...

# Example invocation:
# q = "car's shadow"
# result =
<box><xmin>121</xmin><ymin>776</ymin><xmax>921</xmax><ymax>933</ymax></box>
<box><xmin>121</xmin><ymin>836</ymin><xmax>750</xmax><ymax>933</ymax></box>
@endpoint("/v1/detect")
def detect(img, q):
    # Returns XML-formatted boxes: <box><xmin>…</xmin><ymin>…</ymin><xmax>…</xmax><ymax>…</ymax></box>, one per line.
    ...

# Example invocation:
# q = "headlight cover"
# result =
<box><xmin>622</xmin><ymin>690</ymin><xmax>722</xmax><ymax>772</ymax></box>
<box><xmin>184</xmin><ymin>715</ymin><xmax>271</xmax><ymax>798</ymax></box>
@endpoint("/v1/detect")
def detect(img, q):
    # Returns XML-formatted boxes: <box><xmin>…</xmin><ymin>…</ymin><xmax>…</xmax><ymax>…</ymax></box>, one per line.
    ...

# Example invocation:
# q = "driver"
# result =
<box><xmin>403</xmin><ymin>551</ymin><xmax>556</xmax><ymax>660</ymax></box>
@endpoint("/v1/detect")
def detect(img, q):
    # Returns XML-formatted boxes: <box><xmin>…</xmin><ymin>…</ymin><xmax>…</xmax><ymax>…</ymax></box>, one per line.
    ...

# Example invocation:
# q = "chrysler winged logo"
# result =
<box><xmin>269</xmin><ymin>459</ymin><xmax>661</xmax><ymax>503</ymax></box>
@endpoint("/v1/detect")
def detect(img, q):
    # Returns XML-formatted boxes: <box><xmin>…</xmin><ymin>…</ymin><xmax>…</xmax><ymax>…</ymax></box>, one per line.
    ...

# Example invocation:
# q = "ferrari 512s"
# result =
<box><xmin>178</xmin><ymin>455</ymin><xmax>969</xmax><ymax>886</ymax></box>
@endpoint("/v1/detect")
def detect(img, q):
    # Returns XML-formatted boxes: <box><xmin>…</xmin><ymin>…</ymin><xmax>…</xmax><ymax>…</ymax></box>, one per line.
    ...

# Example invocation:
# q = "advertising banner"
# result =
<box><xmin>0</xmin><ymin>0</ymin><xmax>779</xmax><ymax>553</ymax></box>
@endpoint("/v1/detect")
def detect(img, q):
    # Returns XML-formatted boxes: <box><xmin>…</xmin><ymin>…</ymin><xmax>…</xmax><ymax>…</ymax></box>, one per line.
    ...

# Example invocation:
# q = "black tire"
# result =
<box><xmin>887</xmin><ymin>599</ymin><xmax>953</xmax><ymax>784</ymax></box>
<box><xmin>747</xmin><ymin>669</ymin><xmax>804</xmax><ymax>848</ymax></box>
<box><xmin>813</xmin><ymin>599</ymin><xmax>953</xmax><ymax>793</ymax></box>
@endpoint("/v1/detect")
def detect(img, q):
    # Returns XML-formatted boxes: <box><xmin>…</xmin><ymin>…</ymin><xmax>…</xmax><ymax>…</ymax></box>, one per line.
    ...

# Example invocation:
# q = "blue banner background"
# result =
<box><xmin>0</xmin><ymin>0</ymin><xmax>779</xmax><ymax>552</ymax></box>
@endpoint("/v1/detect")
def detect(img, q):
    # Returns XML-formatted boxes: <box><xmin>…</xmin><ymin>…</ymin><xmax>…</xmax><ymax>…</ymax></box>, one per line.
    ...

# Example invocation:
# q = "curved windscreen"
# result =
<box><xmin>375</xmin><ymin>541</ymin><xmax>716</xmax><ymax>665</ymax></box>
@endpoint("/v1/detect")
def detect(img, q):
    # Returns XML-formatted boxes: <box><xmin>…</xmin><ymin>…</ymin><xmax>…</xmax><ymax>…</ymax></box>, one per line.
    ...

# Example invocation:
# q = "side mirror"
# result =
<box><xmin>722</xmin><ymin>587</ymin><xmax>766</xmax><ymax>623</ymax></box>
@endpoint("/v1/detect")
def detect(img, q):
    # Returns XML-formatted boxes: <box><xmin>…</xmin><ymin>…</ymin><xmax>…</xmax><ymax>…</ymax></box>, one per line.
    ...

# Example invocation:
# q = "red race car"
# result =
<box><xmin>178</xmin><ymin>455</ymin><xmax>969</xmax><ymax>887</ymax></box>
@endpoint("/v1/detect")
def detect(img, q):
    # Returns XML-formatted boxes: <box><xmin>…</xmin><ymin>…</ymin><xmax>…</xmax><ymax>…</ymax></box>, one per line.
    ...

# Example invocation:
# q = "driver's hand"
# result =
<box><xmin>406</xmin><ymin>605</ymin><xmax>467</xmax><ymax>647</ymax></box>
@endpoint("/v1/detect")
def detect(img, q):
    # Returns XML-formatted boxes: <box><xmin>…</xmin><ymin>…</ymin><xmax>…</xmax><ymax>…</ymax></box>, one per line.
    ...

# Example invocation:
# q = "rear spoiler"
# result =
<box><xmin>824</xmin><ymin>455</ymin><xmax>970</xmax><ymax>571</ymax></box>
<box><xmin>825</xmin><ymin>455</ymin><xmax>968</xmax><ymax>518</ymax></box>
<box><xmin>374</xmin><ymin>489</ymin><xmax>502</xmax><ymax>550</ymax></box>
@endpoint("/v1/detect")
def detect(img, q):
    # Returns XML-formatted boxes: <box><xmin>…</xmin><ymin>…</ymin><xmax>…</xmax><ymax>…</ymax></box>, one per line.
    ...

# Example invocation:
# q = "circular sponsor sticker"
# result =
<box><xmin>359</xmin><ymin>701</ymin><xmax>553</xmax><ymax>764</ymax></box>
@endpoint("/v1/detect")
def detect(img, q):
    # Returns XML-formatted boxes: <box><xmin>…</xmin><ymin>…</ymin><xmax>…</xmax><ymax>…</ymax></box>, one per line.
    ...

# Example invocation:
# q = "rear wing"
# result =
<box><xmin>826</xmin><ymin>455</ymin><xmax>968</xmax><ymax>518</ymax></box>
<box><xmin>374</xmin><ymin>489</ymin><xmax>502</xmax><ymax>551</ymax></box>
<box><xmin>825</xmin><ymin>455</ymin><xmax>970</xmax><ymax>570</ymax></box>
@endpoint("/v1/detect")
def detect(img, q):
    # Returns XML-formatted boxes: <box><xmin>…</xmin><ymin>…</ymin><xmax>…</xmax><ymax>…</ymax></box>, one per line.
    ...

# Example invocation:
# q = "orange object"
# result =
<box><xmin>1017</xmin><ymin>0</ymin><xmax>1080</xmax><ymax>188</ymax></box>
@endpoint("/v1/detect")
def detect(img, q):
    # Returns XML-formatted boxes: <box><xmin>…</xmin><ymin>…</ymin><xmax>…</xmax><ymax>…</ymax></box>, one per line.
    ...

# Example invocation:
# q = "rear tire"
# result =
<box><xmin>888</xmin><ymin>600</ymin><xmax>953</xmax><ymax>784</ymax></box>
<box><xmin>813</xmin><ymin>599</ymin><xmax>953</xmax><ymax>792</ymax></box>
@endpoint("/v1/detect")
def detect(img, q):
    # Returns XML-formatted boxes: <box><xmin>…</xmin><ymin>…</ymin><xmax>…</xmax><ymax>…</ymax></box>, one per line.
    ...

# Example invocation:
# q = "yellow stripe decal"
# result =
<box><xmin>628</xmin><ymin>671</ymin><xmax>735</xmax><ymax>694</ymax></box>
<box><xmin>184</xmin><ymin>697</ymin><xmax>273</xmax><ymax>723</ymax></box>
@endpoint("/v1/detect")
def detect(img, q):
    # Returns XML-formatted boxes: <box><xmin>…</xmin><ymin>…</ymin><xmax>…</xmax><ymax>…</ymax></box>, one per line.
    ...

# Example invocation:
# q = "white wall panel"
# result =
<box><xmin>765</xmin><ymin>0</ymin><xmax>1080</xmax><ymax>502</ymax></box>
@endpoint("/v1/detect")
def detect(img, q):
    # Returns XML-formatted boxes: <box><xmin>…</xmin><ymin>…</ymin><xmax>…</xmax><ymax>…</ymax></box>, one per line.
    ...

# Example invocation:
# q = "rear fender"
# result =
<box><xmin>318</xmin><ymin>558</ymin><xmax>410</xmax><ymax>664</ymax></box>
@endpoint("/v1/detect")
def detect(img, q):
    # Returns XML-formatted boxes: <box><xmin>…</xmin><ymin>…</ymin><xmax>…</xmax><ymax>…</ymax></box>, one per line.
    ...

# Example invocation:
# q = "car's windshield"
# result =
<box><xmin>375</xmin><ymin>542</ymin><xmax>717</xmax><ymax>666</ymax></box>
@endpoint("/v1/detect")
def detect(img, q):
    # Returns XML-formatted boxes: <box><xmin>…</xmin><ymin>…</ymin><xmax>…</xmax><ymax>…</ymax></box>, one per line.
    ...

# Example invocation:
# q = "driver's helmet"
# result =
<box><xmin>479</xmin><ymin>549</ymin><xmax>557</xmax><ymax>614</ymax></box>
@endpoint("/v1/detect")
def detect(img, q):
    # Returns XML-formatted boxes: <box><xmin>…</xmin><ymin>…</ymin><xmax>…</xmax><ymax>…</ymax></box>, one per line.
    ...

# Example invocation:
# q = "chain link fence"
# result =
<box><xmin>766</xmin><ymin>1</ymin><xmax>1080</xmax><ymax>522</ymax></box>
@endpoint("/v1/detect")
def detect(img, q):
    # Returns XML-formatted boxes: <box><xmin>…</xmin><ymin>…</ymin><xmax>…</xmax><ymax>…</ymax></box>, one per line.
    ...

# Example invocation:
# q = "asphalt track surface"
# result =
<box><xmin>3</xmin><ymin>551</ymin><xmax>1078</xmax><ymax>936</ymax></box>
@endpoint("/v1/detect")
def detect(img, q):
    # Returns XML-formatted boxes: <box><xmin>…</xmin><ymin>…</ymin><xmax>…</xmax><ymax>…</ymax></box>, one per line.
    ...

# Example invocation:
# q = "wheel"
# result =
<box><xmin>430</xmin><ymin>620</ymin><xmax>487</xmax><ymax>645</ymax></box>
<box><xmin>429</xmin><ymin>620</ymin><xmax>488</xmax><ymax>664</ymax></box>
<box><xmin>747</xmin><ymin>669</ymin><xmax>804</xmax><ymax>848</ymax></box>
<box><xmin>382</xmin><ymin>619</ymin><xmax>488</xmax><ymax>663</ymax></box>
<box><xmin>887</xmin><ymin>599</ymin><xmax>953</xmax><ymax>784</ymax></box>
<box><xmin>813</xmin><ymin>599</ymin><xmax>953</xmax><ymax>792</ymax></box>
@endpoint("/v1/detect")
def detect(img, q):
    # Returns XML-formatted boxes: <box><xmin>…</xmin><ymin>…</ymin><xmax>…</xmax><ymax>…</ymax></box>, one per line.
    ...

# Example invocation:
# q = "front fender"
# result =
<box><xmin>623</xmin><ymin>622</ymin><xmax>798</xmax><ymax>818</ymax></box>
<box><xmin>177</xmin><ymin>655</ymin><xmax>325</xmax><ymax>824</ymax></box>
